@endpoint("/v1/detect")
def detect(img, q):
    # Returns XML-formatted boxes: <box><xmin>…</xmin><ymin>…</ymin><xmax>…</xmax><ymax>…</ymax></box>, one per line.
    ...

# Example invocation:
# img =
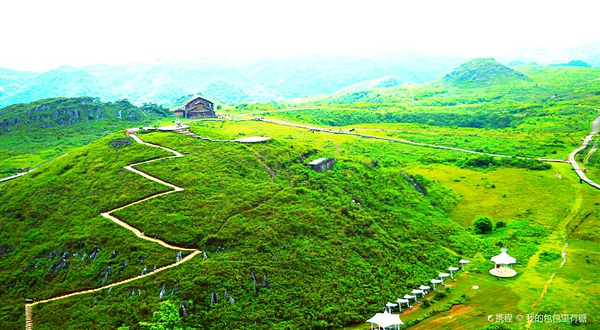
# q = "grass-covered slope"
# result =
<box><xmin>25</xmin><ymin>118</ymin><xmax>588</xmax><ymax>329</ymax></box>
<box><xmin>442</xmin><ymin>58</ymin><xmax>531</xmax><ymax>87</ymax></box>
<box><xmin>294</xmin><ymin>65</ymin><xmax>597</xmax><ymax>129</ymax></box>
<box><xmin>2</xmin><ymin>60</ymin><xmax>599</xmax><ymax>329</ymax></box>
<box><xmin>2</xmin><ymin>116</ymin><xmax>598</xmax><ymax>329</ymax></box>
<box><xmin>0</xmin><ymin>97</ymin><xmax>172</xmax><ymax>177</ymax></box>
<box><xmin>20</xmin><ymin>124</ymin><xmax>487</xmax><ymax>329</ymax></box>
<box><xmin>0</xmin><ymin>134</ymin><xmax>183</xmax><ymax>329</ymax></box>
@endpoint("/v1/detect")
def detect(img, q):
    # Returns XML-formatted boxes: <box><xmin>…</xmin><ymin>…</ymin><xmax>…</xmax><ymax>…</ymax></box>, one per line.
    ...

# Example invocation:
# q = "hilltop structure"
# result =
<box><xmin>307</xmin><ymin>158</ymin><xmax>335</xmax><ymax>172</ymax></box>
<box><xmin>173</xmin><ymin>96</ymin><xmax>215</xmax><ymax>118</ymax></box>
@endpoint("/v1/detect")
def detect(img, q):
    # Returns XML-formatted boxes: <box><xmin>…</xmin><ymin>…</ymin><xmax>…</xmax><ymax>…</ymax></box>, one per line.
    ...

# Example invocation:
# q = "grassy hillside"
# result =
<box><xmin>1</xmin><ymin>61</ymin><xmax>599</xmax><ymax>329</ymax></box>
<box><xmin>442</xmin><ymin>58</ymin><xmax>531</xmax><ymax>86</ymax></box>
<box><xmin>4</xmin><ymin>118</ymin><xmax>592</xmax><ymax>329</ymax></box>
<box><xmin>4</xmin><ymin>125</ymin><xmax>485</xmax><ymax>329</ymax></box>
<box><xmin>242</xmin><ymin>65</ymin><xmax>600</xmax><ymax>159</ymax></box>
<box><xmin>0</xmin><ymin>133</ymin><xmax>183</xmax><ymax>329</ymax></box>
<box><xmin>0</xmin><ymin>97</ymin><xmax>171</xmax><ymax>176</ymax></box>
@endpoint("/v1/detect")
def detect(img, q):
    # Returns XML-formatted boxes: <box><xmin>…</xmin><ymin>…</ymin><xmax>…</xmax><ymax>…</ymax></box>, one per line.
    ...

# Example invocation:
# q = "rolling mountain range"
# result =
<box><xmin>0</xmin><ymin>55</ymin><xmax>466</xmax><ymax>108</ymax></box>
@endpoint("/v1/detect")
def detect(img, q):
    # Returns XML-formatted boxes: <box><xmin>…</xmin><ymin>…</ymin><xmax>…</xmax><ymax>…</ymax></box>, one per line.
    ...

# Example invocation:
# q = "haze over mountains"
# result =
<box><xmin>1</xmin><ymin>46</ymin><xmax>598</xmax><ymax>109</ymax></box>
<box><xmin>0</xmin><ymin>54</ymin><xmax>466</xmax><ymax>108</ymax></box>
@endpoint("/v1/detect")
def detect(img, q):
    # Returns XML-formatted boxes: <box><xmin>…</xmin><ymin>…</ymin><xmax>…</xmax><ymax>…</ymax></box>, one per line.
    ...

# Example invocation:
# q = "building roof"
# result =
<box><xmin>491</xmin><ymin>250</ymin><xmax>516</xmax><ymax>265</ymax></box>
<box><xmin>234</xmin><ymin>137</ymin><xmax>271</xmax><ymax>143</ymax></box>
<box><xmin>185</xmin><ymin>95</ymin><xmax>213</xmax><ymax>106</ymax></box>
<box><xmin>308</xmin><ymin>158</ymin><xmax>333</xmax><ymax>165</ymax></box>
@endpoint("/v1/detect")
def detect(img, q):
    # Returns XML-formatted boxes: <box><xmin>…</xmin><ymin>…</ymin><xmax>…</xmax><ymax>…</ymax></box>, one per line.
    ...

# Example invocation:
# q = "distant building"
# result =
<box><xmin>307</xmin><ymin>157</ymin><xmax>335</xmax><ymax>172</ymax></box>
<box><xmin>172</xmin><ymin>96</ymin><xmax>215</xmax><ymax>118</ymax></box>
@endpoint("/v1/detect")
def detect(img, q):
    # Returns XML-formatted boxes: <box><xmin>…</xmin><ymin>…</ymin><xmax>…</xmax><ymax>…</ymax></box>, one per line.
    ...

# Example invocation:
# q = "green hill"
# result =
<box><xmin>0</xmin><ymin>133</ymin><xmax>180</xmax><ymax>328</ymax></box>
<box><xmin>442</xmin><ymin>58</ymin><xmax>531</xmax><ymax>86</ymax></box>
<box><xmin>0</xmin><ymin>125</ymin><xmax>488</xmax><ymax>329</ymax></box>
<box><xmin>549</xmin><ymin>60</ymin><xmax>591</xmax><ymax>67</ymax></box>
<box><xmin>0</xmin><ymin>97</ymin><xmax>171</xmax><ymax>176</ymax></box>
<box><xmin>2</xmin><ymin>62</ymin><xmax>600</xmax><ymax>329</ymax></box>
<box><xmin>285</xmin><ymin>65</ymin><xmax>600</xmax><ymax>139</ymax></box>
<box><xmin>5</xmin><ymin>117</ymin><xmax>596</xmax><ymax>329</ymax></box>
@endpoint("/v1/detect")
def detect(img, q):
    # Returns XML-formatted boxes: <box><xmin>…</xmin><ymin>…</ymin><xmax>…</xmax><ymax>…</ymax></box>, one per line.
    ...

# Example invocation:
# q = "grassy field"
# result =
<box><xmin>408</xmin><ymin>164</ymin><xmax>577</xmax><ymax>229</ymax></box>
<box><xmin>344</xmin><ymin>161</ymin><xmax>598</xmax><ymax>329</ymax></box>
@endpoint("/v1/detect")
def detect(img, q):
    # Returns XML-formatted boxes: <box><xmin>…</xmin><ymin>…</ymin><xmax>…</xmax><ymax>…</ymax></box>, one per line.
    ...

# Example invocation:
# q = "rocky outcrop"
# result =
<box><xmin>0</xmin><ymin>97</ymin><xmax>169</xmax><ymax>131</ymax></box>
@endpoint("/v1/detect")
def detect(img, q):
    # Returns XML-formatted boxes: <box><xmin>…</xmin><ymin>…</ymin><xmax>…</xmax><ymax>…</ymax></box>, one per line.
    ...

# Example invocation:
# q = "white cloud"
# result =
<box><xmin>1</xmin><ymin>0</ymin><xmax>599</xmax><ymax>71</ymax></box>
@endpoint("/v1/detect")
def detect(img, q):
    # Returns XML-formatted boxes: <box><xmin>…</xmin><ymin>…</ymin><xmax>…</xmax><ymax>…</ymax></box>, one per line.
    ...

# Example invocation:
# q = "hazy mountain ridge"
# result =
<box><xmin>0</xmin><ymin>55</ymin><xmax>464</xmax><ymax>108</ymax></box>
<box><xmin>2</xmin><ymin>51</ymin><xmax>598</xmax><ymax>108</ymax></box>
<box><xmin>548</xmin><ymin>60</ymin><xmax>591</xmax><ymax>67</ymax></box>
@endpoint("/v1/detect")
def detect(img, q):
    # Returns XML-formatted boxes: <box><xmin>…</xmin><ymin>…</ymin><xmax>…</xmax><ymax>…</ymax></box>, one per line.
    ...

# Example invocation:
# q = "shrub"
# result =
<box><xmin>539</xmin><ymin>251</ymin><xmax>561</xmax><ymax>262</ymax></box>
<box><xmin>434</xmin><ymin>290</ymin><xmax>447</xmax><ymax>300</ymax></box>
<box><xmin>421</xmin><ymin>299</ymin><xmax>431</xmax><ymax>309</ymax></box>
<box><xmin>473</xmin><ymin>216</ymin><xmax>494</xmax><ymax>234</ymax></box>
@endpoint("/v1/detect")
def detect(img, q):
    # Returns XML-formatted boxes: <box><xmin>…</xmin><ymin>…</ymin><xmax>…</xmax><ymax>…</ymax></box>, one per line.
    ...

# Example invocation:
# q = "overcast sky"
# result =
<box><xmin>2</xmin><ymin>0</ymin><xmax>599</xmax><ymax>71</ymax></box>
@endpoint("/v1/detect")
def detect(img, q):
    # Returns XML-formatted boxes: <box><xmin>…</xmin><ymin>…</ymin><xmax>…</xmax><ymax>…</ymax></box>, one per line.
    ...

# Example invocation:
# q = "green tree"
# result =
<box><xmin>139</xmin><ymin>301</ymin><xmax>194</xmax><ymax>330</ymax></box>
<box><xmin>473</xmin><ymin>216</ymin><xmax>494</xmax><ymax>234</ymax></box>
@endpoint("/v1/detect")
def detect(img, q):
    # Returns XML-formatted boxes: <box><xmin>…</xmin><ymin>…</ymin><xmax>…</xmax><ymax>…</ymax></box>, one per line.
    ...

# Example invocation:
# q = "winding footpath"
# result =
<box><xmin>256</xmin><ymin>117</ymin><xmax>600</xmax><ymax>189</ymax></box>
<box><xmin>0</xmin><ymin>171</ymin><xmax>31</xmax><ymax>183</ymax></box>
<box><xmin>0</xmin><ymin>153</ymin><xmax>68</xmax><ymax>184</ymax></box>
<box><xmin>567</xmin><ymin>115</ymin><xmax>600</xmax><ymax>189</ymax></box>
<box><xmin>258</xmin><ymin>118</ymin><xmax>522</xmax><ymax>159</ymax></box>
<box><xmin>173</xmin><ymin>127</ymin><xmax>270</xmax><ymax>143</ymax></box>
<box><xmin>24</xmin><ymin>133</ymin><xmax>200</xmax><ymax>330</ymax></box>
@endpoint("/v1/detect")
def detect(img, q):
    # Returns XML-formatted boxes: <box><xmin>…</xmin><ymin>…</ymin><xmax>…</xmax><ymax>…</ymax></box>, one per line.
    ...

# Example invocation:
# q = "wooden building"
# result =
<box><xmin>173</xmin><ymin>96</ymin><xmax>216</xmax><ymax>118</ymax></box>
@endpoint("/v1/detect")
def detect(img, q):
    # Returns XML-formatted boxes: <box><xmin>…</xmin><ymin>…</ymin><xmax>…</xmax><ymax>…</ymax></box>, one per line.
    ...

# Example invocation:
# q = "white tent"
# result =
<box><xmin>430</xmin><ymin>278</ymin><xmax>443</xmax><ymax>290</ymax></box>
<box><xmin>491</xmin><ymin>250</ymin><xmax>516</xmax><ymax>265</ymax></box>
<box><xmin>459</xmin><ymin>259</ymin><xmax>471</xmax><ymax>271</ymax></box>
<box><xmin>448</xmin><ymin>266</ymin><xmax>459</xmax><ymax>279</ymax></box>
<box><xmin>404</xmin><ymin>293</ymin><xmax>417</xmax><ymax>303</ymax></box>
<box><xmin>367</xmin><ymin>311</ymin><xmax>403</xmax><ymax>329</ymax></box>
<box><xmin>419</xmin><ymin>285</ymin><xmax>430</xmax><ymax>294</ymax></box>
<box><xmin>411</xmin><ymin>289</ymin><xmax>425</xmax><ymax>297</ymax></box>
<box><xmin>396</xmin><ymin>298</ymin><xmax>410</xmax><ymax>310</ymax></box>
<box><xmin>438</xmin><ymin>273</ymin><xmax>450</xmax><ymax>284</ymax></box>
<box><xmin>385</xmin><ymin>302</ymin><xmax>398</xmax><ymax>313</ymax></box>
<box><xmin>379</xmin><ymin>313</ymin><xmax>403</xmax><ymax>328</ymax></box>
<box><xmin>367</xmin><ymin>313</ymin><xmax>387</xmax><ymax>329</ymax></box>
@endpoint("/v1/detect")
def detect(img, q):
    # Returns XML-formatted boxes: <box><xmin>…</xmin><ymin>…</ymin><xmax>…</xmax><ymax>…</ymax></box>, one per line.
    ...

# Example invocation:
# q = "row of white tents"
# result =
<box><xmin>366</xmin><ymin>259</ymin><xmax>471</xmax><ymax>329</ymax></box>
<box><xmin>367</xmin><ymin>249</ymin><xmax>519</xmax><ymax>329</ymax></box>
